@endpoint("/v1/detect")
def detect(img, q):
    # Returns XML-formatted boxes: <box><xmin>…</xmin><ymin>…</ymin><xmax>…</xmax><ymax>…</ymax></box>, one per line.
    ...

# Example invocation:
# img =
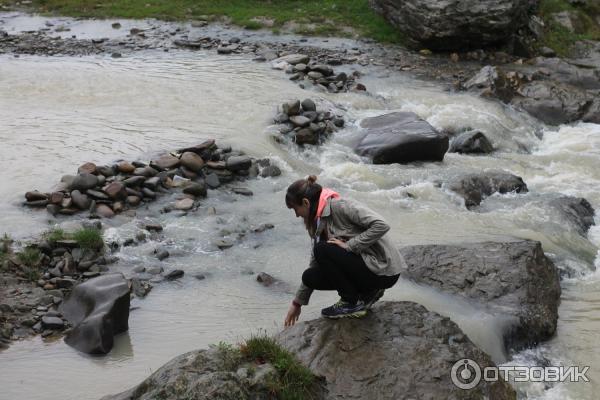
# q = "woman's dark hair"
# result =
<box><xmin>285</xmin><ymin>175</ymin><xmax>322</xmax><ymax>234</ymax></box>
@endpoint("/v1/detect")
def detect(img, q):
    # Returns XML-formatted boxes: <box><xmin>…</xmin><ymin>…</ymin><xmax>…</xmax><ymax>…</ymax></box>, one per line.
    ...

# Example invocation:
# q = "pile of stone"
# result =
<box><xmin>0</xmin><ymin>289</ymin><xmax>69</xmax><ymax>345</ymax></box>
<box><xmin>0</xmin><ymin>234</ymin><xmax>110</xmax><ymax>344</ymax></box>
<box><xmin>274</xmin><ymin>98</ymin><xmax>345</xmax><ymax>145</ymax></box>
<box><xmin>23</xmin><ymin>140</ymin><xmax>278</xmax><ymax>218</ymax></box>
<box><xmin>271</xmin><ymin>53</ymin><xmax>365</xmax><ymax>93</ymax></box>
<box><xmin>0</xmin><ymin>30</ymin><xmax>105</xmax><ymax>56</ymax></box>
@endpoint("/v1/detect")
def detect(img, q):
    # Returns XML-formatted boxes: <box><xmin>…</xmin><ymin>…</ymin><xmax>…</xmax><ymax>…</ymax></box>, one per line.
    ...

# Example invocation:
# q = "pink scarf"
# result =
<box><xmin>316</xmin><ymin>188</ymin><xmax>340</xmax><ymax>219</ymax></box>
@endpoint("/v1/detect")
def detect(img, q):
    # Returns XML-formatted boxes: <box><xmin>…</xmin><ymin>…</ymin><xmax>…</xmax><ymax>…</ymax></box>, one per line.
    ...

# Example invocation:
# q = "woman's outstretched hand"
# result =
<box><xmin>285</xmin><ymin>303</ymin><xmax>301</xmax><ymax>327</ymax></box>
<box><xmin>327</xmin><ymin>237</ymin><xmax>349</xmax><ymax>250</ymax></box>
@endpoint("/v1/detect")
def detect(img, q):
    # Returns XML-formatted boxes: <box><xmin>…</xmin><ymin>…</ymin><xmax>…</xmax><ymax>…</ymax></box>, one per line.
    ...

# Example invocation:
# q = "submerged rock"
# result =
<box><xmin>448</xmin><ymin>171</ymin><xmax>528</xmax><ymax>208</ymax></box>
<box><xmin>400</xmin><ymin>240</ymin><xmax>561</xmax><ymax>352</ymax></box>
<box><xmin>278</xmin><ymin>301</ymin><xmax>515</xmax><ymax>399</ymax></box>
<box><xmin>548</xmin><ymin>196</ymin><xmax>596</xmax><ymax>235</ymax></box>
<box><xmin>60</xmin><ymin>273</ymin><xmax>130</xmax><ymax>354</ymax></box>
<box><xmin>449</xmin><ymin>130</ymin><xmax>494</xmax><ymax>154</ymax></box>
<box><xmin>354</xmin><ymin>112</ymin><xmax>448</xmax><ymax>164</ymax></box>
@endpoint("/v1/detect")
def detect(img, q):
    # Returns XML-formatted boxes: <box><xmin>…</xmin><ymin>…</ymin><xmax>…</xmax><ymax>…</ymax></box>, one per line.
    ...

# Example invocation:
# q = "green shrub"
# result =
<box><xmin>72</xmin><ymin>228</ymin><xmax>104</xmax><ymax>250</ymax></box>
<box><xmin>17</xmin><ymin>246</ymin><xmax>42</xmax><ymax>267</ymax></box>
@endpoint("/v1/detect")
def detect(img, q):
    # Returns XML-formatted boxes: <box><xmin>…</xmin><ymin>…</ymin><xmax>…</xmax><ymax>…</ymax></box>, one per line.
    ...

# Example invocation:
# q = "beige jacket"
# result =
<box><xmin>295</xmin><ymin>197</ymin><xmax>407</xmax><ymax>305</ymax></box>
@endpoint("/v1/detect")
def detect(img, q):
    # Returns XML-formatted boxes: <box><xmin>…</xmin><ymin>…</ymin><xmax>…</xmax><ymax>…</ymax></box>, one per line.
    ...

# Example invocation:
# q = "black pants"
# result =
<box><xmin>302</xmin><ymin>241</ymin><xmax>400</xmax><ymax>304</ymax></box>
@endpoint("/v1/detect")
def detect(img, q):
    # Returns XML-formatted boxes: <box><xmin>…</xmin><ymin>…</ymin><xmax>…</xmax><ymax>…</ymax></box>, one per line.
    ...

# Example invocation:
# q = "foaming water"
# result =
<box><xmin>0</xmin><ymin>47</ymin><xmax>599</xmax><ymax>400</ymax></box>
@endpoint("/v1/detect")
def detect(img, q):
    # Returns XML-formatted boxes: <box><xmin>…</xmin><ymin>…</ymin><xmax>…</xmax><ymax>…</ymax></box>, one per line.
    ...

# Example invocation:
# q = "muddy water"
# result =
<box><xmin>0</xmin><ymin>34</ymin><xmax>599</xmax><ymax>400</ymax></box>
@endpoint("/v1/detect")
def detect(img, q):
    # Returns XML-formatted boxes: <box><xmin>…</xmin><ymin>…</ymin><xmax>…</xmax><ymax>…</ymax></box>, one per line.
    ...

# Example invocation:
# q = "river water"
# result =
<box><xmin>0</xmin><ymin>17</ymin><xmax>599</xmax><ymax>400</ymax></box>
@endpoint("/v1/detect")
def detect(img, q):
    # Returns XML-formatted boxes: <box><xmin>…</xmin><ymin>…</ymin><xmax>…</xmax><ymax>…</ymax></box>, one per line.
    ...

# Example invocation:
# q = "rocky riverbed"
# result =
<box><xmin>0</xmin><ymin>9</ymin><xmax>599</xmax><ymax>400</ymax></box>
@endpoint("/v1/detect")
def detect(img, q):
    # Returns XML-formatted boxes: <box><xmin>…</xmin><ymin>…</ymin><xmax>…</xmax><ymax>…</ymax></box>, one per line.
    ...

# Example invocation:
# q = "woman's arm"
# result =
<box><xmin>341</xmin><ymin>199</ymin><xmax>390</xmax><ymax>253</ymax></box>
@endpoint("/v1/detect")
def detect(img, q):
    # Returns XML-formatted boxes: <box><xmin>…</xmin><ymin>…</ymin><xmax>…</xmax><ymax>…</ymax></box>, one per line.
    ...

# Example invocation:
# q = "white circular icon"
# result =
<box><xmin>451</xmin><ymin>358</ymin><xmax>482</xmax><ymax>390</ymax></box>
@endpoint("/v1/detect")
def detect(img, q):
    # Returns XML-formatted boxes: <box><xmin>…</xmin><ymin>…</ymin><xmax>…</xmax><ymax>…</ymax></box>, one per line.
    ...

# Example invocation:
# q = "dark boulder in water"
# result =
<box><xmin>354</xmin><ymin>112</ymin><xmax>448</xmax><ymax>164</ymax></box>
<box><xmin>60</xmin><ymin>273</ymin><xmax>130</xmax><ymax>354</ymax></box>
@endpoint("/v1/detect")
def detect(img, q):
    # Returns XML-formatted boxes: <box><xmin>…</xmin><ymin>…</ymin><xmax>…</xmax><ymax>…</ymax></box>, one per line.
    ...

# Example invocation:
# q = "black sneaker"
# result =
<box><xmin>361</xmin><ymin>289</ymin><xmax>385</xmax><ymax>309</ymax></box>
<box><xmin>321</xmin><ymin>299</ymin><xmax>367</xmax><ymax>319</ymax></box>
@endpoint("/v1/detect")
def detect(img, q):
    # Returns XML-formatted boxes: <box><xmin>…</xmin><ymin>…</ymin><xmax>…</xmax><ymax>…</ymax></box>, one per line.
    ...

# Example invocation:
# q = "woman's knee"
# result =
<box><xmin>302</xmin><ymin>268</ymin><xmax>317</xmax><ymax>288</ymax></box>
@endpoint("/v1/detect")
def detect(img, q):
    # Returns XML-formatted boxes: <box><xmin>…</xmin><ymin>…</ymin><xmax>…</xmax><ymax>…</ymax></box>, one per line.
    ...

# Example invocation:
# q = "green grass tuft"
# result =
<box><xmin>44</xmin><ymin>228</ymin><xmax>66</xmax><ymax>244</ymax></box>
<box><xmin>43</xmin><ymin>226</ymin><xmax>104</xmax><ymax>250</ymax></box>
<box><xmin>216</xmin><ymin>341</ymin><xmax>244</xmax><ymax>371</ymax></box>
<box><xmin>241</xmin><ymin>335</ymin><xmax>317</xmax><ymax>400</ymax></box>
<box><xmin>17</xmin><ymin>246</ymin><xmax>42</xmax><ymax>267</ymax></box>
<box><xmin>243</xmin><ymin>20</ymin><xmax>263</xmax><ymax>30</ymax></box>
<box><xmin>72</xmin><ymin>228</ymin><xmax>104</xmax><ymax>250</ymax></box>
<box><xmin>16</xmin><ymin>246</ymin><xmax>43</xmax><ymax>280</ymax></box>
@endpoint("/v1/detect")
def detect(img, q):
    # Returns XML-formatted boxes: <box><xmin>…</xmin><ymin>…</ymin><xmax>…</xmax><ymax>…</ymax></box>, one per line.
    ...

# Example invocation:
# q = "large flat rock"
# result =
<box><xmin>277</xmin><ymin>301</ymin><xmax>516</xmax><ymax>400</ymax></box>
<box><xmin>400</xmin><ymin>240</ymin><xmax>561</xmax><ymax>352</ymax></box>
<box><xmin>354</xmin><ymin>112</ymin><xmax>449</xmax><ymax>164</ymax></box>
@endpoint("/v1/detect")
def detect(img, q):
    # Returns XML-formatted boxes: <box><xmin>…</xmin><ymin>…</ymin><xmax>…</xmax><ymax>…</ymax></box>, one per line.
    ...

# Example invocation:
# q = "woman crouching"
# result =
<box><xmin>284</xmin><ymin>175</ymin><xmax>406</xmax><ymax>326</ymax></box>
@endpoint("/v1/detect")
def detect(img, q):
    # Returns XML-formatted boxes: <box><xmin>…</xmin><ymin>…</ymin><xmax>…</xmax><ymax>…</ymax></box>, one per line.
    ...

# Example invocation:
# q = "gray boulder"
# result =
<box><xmin>277</xmin><ymin>301</ymin><xmax>515</xmax><ymax>399</ymax></box>
<box><xmin>369</xmin><ymin>0</ymin><xmax>531</xmax><ymax>50</ymax></box>
<box><xmin>183</xmin><ymin>181</ymin><xmax>208</xmax><ymax>197</ymax></box>
<box><xmin>448</xmin><ymin>171</ymin><xmax>528</xmax><ymax>208</ymax></box>
<box><xmin>512</xmin><ymin>81</ymin><xmax>591</xmax><ymax>126</ymax></box>
<box><xmin>294</xmin><ymin>128</ymin><xmax>318</xmax><ymax>145</ymax></box>
<box><xmin>449</xmin><ymin>130</ymin><xmax>494</xmax><ymax>154</ymax></box>
<box><xmin>354</xmin><ymin>112</ymin><xmax>449</xmax><ymax>164</ymax></box>
<box><xmin>60</xmin><ymin>273</ymin><xmax>130</xmax><ymax>354</ymax></box>
<box><xmin>464</xmin><ymin>59</ymin><xmax>600</xmax><ymax>125</ymax></box>
<box><xmin>180</xmin><ymin>152</ymin><xmax>205</xmax><ymax>172</ymax></box>
<box><xmin>582</xmin><ymin>96</ymin><xmax>600</xmax><ymax>123</ymax></box>
<box><xmin>400</xmin><ymin>240</ymin><xmax>561</xmax><ymax>351</ymax></box>
<box><xmin>71</xmin><ymin>190</ymin><xmax>91</xmax><ymax>210</ymax></box>
<box><xmin>301</xmin><ymin>98</ymin><xmax>316</xmax><ymax>112</ymax></box>
<box><xmin>226</xmin><ymin>156</ymin><xmax>252</xmax><ymax>171</ymax></box>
